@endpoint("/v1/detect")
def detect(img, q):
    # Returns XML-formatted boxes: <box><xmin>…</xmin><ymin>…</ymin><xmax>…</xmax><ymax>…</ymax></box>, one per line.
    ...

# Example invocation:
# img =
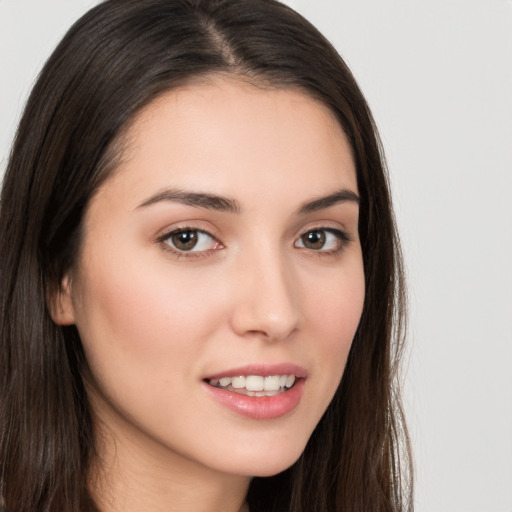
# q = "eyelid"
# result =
<box><xmin>294</xmin><ymin>225</ymin><xmax>353</xmax><ymax>254</ymax></box>
<box><xmin>156</xmin><ymin>224</ymin><xmax>224</xmax><ymax>259</ymax></box>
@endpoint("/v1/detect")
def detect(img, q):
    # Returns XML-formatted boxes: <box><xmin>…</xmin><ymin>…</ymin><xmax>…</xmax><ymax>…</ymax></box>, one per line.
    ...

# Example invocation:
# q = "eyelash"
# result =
<box><xmin>157</xmin><ymin>226</ymin><xmax>352</xmax><ymax>260</ymax></box>
<box><xmin>294</xmin><ymin>228</ymin><xmax>352</xmax><ymax>256</ymax></box>
<box><xmin>157</xmin><ymin>228</ymin><xmax>222</xmax><ymax>260</ymax></box>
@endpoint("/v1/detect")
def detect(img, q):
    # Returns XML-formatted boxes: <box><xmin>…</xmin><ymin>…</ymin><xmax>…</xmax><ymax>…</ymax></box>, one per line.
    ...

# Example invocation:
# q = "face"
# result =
<box><xmin>55</xmin><ymin>79</ymin><xmax>365</xmax><ymax>478</ymax></box>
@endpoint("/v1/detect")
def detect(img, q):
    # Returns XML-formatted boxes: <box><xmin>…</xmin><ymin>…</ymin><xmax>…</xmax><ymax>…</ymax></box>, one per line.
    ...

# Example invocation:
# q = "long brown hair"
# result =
<box><xmin>0</xmin><ymin>1</ymin><xmax>412</xmax><ymax>510</ymax></box>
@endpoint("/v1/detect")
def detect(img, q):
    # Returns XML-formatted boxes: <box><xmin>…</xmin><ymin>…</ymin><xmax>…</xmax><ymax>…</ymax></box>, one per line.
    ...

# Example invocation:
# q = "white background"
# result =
<box><xmin>1</xmin><ymin>1</ymin><xmax>511</xmax><ymax>510</ymax></box>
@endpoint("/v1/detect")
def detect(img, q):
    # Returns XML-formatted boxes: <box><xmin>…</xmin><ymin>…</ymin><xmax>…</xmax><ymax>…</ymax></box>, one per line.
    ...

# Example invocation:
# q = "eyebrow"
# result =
<box><xmin>298</xmin><ymin>189</ymin><xmax>360</xmax><ymax>214</ymax></box>
<box><xmin>137</xmin><ymin>188</ymin><xmax>241</xmax><ymax>213</ymax></box>
<box><xmin>136</xmin><ymin>187</ymin><xmax>359</xmax><ymax>215</ymax></box>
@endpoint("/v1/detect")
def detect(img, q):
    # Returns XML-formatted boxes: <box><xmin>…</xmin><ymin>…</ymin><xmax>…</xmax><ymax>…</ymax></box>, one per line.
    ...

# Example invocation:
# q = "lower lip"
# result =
<box><xmin>203</xmin><ymin>379</ymin><xmax>305</xmax><ymax>420</ymax></box>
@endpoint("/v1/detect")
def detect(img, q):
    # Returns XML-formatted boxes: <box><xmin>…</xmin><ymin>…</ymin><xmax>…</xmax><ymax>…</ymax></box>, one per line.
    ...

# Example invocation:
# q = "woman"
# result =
<box><xmin>0</xmin><ymin>0</ymin><xmax>411</xmax><ymax>511</ymax></box>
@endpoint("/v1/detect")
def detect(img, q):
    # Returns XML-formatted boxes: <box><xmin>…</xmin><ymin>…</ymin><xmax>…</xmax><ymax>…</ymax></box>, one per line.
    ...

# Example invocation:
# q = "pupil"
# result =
<box><xmin>304</xmin><ymin>230</ymin><xmax>325</xmax><ymax>249</ymax></box>
<box><xmin>172</xmin><ymin>231</ymin><xmax>198</xmax><ymax>250</ymax></box>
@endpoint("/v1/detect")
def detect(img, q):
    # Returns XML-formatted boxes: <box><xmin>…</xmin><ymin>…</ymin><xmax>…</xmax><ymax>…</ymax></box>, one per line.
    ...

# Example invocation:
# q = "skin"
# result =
<box><xmin>52</xmin><ymin>78</ymin><xmax>365</xmax><ymax>512</ymax></box>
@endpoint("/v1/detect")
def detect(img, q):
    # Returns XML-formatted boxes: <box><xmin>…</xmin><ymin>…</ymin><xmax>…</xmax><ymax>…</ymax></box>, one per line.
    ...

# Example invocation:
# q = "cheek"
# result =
<box><xmin>303</xmin><ymin>261</ymin><xmax>365</xmax><ymax>383</ymax></box>
<box><xmin>307</xmin><ymin>254</ymin><xmax>365</xmax><ymax>331</ymax></box>
<box><xmin>72</xmin><ymin>254</ymin><xmax>229</xmax><ymax>386</ymax></box>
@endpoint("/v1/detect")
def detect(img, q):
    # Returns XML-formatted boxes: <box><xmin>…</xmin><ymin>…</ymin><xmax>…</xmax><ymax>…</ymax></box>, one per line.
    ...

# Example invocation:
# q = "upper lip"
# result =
<box><xmin>204</xmin><ymin>363</ymin><xmax>308</xmax><ymax>381</ymax></box>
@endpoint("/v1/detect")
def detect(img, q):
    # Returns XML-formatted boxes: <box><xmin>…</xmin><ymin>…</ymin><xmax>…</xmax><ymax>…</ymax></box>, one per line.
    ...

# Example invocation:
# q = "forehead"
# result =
<box><xmin>97</xmin><ymin>78</ymin><xmax>357</xmax><ymax>209</ymax></box>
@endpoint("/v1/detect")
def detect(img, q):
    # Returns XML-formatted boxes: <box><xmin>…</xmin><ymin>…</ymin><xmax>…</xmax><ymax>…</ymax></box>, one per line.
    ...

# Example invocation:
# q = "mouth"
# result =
<box><xmin>203</xmin><ymin>364</ymin><xmax>307</xmax><ymax>419</ymax></box>
<box><xmin>205</xmin><ymin>374</ymin><xmax>297</xmax><ymax>397</ymax></box>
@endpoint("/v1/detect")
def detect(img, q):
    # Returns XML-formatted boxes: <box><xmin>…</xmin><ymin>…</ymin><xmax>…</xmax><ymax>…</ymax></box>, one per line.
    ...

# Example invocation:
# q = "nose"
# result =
<box><xmin>229</xmin><ymin>247</ymin><xmax>300</xmax><ymax>342</ymax></box>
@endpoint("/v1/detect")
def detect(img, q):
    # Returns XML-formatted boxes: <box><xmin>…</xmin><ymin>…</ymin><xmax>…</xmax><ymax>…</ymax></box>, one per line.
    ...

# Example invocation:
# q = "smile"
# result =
<box><xmin>203</xmin><ymin>364</ymin><xmax>307</xmax><ymax>419</ymax></box>
<box><xmin>206</xmin><ymin>375</ymin><xmax>296</xmax><ymax>397</ymax></box>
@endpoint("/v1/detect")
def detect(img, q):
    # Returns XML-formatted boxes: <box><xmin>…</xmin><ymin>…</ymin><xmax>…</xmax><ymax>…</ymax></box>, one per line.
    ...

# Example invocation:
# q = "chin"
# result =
<box><xmin>217</xmin><ymin>438</ymin><xmax>307</xmax><ymax>478</ymax></box>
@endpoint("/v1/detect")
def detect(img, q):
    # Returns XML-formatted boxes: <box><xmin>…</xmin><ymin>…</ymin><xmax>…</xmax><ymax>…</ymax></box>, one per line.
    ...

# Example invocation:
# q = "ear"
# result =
<box><xmin>48</xmin><ymin>274</ymin><xmax>76</xmax><ymax>326</ymax></box>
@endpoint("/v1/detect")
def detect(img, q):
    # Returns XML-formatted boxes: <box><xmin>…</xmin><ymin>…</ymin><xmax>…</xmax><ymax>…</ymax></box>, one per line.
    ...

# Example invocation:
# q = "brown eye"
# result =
<box><xmin>163</xmin><ymin>229</ymin><xmax>219</xmax><ymax>253</ymax></box>
<box><xmin>301</xmin><ymin>230</ymin><xmax>326</xmax><ymax>250</ymax></box>
<box><xmin>295</xmin><ymin>228</ymin><xmax>349</xmax><ymax>253</ymax></box>
<box><xmin>171</xmin><ymin>230</ymin><xmax>198</xmax><ymax>250</ymax></box>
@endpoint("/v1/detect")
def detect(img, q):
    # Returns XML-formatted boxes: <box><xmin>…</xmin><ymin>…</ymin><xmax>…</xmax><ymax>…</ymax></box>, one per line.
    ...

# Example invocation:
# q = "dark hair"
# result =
<box><xmin>0</xmin><ymin>0</ymin><xmax>412</xmax><ymax>510</ymax></box>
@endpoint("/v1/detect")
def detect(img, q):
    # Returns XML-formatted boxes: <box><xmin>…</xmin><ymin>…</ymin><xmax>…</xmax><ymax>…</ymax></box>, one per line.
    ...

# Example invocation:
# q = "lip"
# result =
<box><xmin>202</xmin><ymin>363</ymin><xmax>307</xmax><ymax>420</ymax></box>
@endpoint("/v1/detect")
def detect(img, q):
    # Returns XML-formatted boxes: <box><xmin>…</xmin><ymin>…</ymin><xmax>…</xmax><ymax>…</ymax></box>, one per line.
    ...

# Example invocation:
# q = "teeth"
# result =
<box><xmin>219</xmin><ymin>377</ymin><xmax>232</xmax><ymax>387</ymax></box>
<box><xmin>246</xmin><ymin>375</ymin><xmax>264</xmax><ymax>391</ymax></box>
<box><xmin>231</xmin><ymin>376</ymin><xmax>246</xmax><ymax>388</ymax></box>
<box><xmin>209</xmin><ymin>374</ymin><xmax>296</xmax><ymax>392</ymax></box>
<box><xmin>264</xmin><ymin>375</ymin><xmax>281</xmax><ymax>391</ymax></box>
<box><xmin>285</xmin><ymin>375</ymin><xmax>295</xmax><ymax>388</ymax></box>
